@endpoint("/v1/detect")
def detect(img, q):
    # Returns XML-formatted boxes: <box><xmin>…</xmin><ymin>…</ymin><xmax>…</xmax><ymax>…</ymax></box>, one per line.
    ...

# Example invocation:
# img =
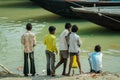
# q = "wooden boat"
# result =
<box><xmin>71</xmin><ymin>6</ymin><xmax>120</xmax><ymax>30</ymax></box>
<box><xmin>30</xmin><ymin>0</ymin><xmax>120</xmax><ymax>18</ymax></box>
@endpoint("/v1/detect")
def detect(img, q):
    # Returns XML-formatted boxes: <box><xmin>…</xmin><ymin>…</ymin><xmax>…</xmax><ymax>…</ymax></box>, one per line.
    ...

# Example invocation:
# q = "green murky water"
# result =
<box><xmin>0</xmin><ymin>0</ymin><xmax>120</xmax><ymax>75</ymax></box>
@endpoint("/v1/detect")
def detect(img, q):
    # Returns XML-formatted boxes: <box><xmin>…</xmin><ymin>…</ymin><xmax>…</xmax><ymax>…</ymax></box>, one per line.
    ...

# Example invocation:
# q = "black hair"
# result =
<box><xmin>65</xmin><ymin>23</ymin><xmax>71</xmax><ymax>29</ymax></box>
<box><xmin>94</xmin><ymin>45</ymin><xmax>101</xmax><ymax>52</ymax></box>
<box><xmin>26</xmin><ymin>23</ymin><xmax>32</xmax><ymax>30</ymax></box>
<box><xmin>49</xmin><ymin>26</ymin><xmax>56</xmax><ymax>34</ymax></box>
<box><xmin>71</xmin><ymin>25</ymin><xmax>78</xmax><ymax>32</ymax></box>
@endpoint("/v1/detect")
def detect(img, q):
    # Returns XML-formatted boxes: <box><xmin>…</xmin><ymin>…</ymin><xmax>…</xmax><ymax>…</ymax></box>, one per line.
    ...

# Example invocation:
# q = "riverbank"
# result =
<box><xmin>0</xmin><ymin>72</ymin><xmax>120</xmax><ymax>80</ymax></box>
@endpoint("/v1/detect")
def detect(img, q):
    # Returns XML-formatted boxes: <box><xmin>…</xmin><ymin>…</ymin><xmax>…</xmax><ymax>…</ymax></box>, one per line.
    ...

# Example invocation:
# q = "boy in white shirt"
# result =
<box><xmin>55</xmin><ymin>23</ymin><xmax>71</xmax><ymax>75</ymax></box>
<box><xmin>67</xmin><ymin>25</ymin><xmax>82</xmax><ymax>76</ymax></box>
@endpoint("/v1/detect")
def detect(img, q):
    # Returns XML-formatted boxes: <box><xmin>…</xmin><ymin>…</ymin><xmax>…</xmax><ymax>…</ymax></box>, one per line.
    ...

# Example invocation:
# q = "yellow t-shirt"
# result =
<box><xmin>44</xmin><ymin>34</ymin><xmax>58</xmax><ymax>53</ymax></box>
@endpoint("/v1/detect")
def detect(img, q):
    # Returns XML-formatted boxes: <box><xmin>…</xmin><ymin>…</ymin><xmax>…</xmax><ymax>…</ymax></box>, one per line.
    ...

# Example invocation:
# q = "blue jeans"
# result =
<box><xmin>46</xmin><ymin>50</ymin><xmax>55</xmax><ymax>75</ymax></box>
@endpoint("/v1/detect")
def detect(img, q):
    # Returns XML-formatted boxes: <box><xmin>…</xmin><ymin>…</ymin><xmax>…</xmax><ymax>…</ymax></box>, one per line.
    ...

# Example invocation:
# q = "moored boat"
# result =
<box><xmin>71</xmin><ymin>6</ymin><xmax>120</xmax><ymax>30</ymax></box>
<box><xmin>30</xmin><ymin>0</ymin><xmax>120</xmax><ymax>18</ymax></box>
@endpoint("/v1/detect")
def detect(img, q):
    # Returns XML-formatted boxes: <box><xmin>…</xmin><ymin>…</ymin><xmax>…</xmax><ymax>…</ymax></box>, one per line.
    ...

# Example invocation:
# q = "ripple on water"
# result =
<box><xmin>9</xmin><ymin>20</ymin><xmax>16</xmax><ymax>23</ymax></box>
<box><xmin>0</xmin><ymin>17</ymin><xmax>8</xmax><ymax>20</ymax></box>
<box><xmin>12</xmin><ymin>24</ymin><xmax>23</xmax><ymax>27</ymax></box>
<box><xmin>28</xmin><ymin>19</ymin><xmax>34</xmax><ymax>22</ymax></box>
<box><xmin>34</xmin><ymin>24</ymin><xmax>45</xmax><ymax>28</ymax></box>
<box><xmin>81</xmin><ymin>50</ymin><xmax>90</xmax><ymax>53</ymax></box>
<box><xmin>103</xmin><ymin>49</ymin><xmax>120</xmax><ymax>56</ymax></box>
<box><xmin>31</xmin><ymin>22</ymin><xmax>38</xmax><ymax>25</ymax></box>
<box><xmin>16</xmin><ymin>21</ymin><xmax>22</xmax><ymax>23</ymax></box>
<box><xmin>107</xmin><ymin>49</ymin><xmax>120</xmax><ymax>53</ymax></box>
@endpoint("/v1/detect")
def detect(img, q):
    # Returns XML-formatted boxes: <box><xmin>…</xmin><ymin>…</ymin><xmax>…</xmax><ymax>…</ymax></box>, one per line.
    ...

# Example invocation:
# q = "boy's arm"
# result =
<box><xmin>33</xmin><ymin>35</ymin><xmax>36</xmax><ymax>47</ymax></box>
<box><xmin>21</xmin><ymin>35</ymin><xmax>25</xmax><ymax>45</ymax></box>
<box><xmin>77</xmin><ymin>36</ymin><xmax>82</xmax><ymax>47</ymax></box>
<box><xmin>43</xmin><ymin>36</ymin><xmax>46</xmax><ymax>45</ymax></box>
<box><xmin>53</xmin><ymin>38</ymin><xmax>58</xmax><ymax>54</ymax></box>
<box><xmin>65</xmin><ymin>32</ymin><xmax>71</xmax><ymax>46</ymax></box>
<box><xmin>88</xmin><ymin>53</ymin><xmax>93</xmax><ymax>60</ymax></box>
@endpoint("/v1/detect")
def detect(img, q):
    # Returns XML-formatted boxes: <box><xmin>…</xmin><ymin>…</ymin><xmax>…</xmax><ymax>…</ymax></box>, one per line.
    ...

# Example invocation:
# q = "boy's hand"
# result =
<box><xmin>33</xmin><ymin>44</ymin><xmax>36</xmax><ymax>47</ymax></box>
<box><xmin>56</xmin><ymin>50</ymin><xmax>58</xmax><ymax>55</ymax></box>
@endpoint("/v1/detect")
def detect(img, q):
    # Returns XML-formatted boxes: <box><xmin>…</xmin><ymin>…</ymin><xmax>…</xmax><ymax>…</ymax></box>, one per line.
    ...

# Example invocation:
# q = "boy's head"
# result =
<box><xmin>94</xmin><ymin>45</ymin><xmax>101</xmax><ymax>52</ymax></box>
<box><xmin>49</xmin><ymin>26</ymin><xmax>56</xmax><ymax>34</ymax></box>
<box><xmin>71</xmin><ymin>25</ymin><xmax>78</xmax><ymax>32</ymax></box>
<box><xmin>26</xmin><ymin>23</ymin><xmax>32</xmax><ymax>31</ymax></box>
<box><xmin>65</xmin><ymin>23</ymin><xmax>71</xmax><ymax>31</ymax></box>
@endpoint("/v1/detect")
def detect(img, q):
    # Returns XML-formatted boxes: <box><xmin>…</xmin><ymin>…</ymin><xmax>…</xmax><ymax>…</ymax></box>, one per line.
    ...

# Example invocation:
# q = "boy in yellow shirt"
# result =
<box><xmin>44</xmin><ymin>26</ymin><xmax>58</xmax><ymax>76</ymax></box>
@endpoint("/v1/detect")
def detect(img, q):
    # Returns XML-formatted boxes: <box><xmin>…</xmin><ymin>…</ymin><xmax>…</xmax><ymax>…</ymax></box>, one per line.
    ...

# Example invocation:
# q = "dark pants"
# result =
<box><xmin>24</xmin><ymin>52</ymin><xmax>36</xmax><ymax>75</ymax></box>
<box><xmin>91</xmin><ymin>70</ymin><xmax>102</xmax><ymax>73</ymax></box>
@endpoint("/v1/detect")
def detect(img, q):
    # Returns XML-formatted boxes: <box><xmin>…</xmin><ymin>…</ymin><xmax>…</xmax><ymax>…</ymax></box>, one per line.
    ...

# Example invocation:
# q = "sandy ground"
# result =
<box><xmin>50</xmin><ymin>73</ymin><xmax>120</xmax><ymax>80</ymax></box>
<box><xmin>0</xmin><ymin>72</ymin><xmax>120</xmax><ymax>80</ymax></box>
<box><xmin>0</xmin><ymin>78</ymin><xmax>31</xmax><ymax>80</ymax></box>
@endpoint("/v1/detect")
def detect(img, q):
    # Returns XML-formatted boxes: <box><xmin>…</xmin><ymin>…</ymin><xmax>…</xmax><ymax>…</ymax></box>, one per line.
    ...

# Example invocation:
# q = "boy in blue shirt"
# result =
<box><xmin>88</xmin><ymin>45</ymin><xmax>103</xmax><ymax>73</ymax></box>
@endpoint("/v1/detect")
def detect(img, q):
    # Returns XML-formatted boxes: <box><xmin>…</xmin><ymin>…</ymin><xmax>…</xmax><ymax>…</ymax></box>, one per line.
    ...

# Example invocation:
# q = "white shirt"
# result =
<box><xmin>89</xmin><ymin>52</ymin><xmax>103</xmax><ymax>71</ymax></box>
<box><xmin>59</xmin><ymin>29</ymin><xmax>69</xmax><ymax>50</ymax></box>
<box><xmin>68</xmin><ymin>32</ymin><xmax>82</xmax><ymax>53</ymax></box>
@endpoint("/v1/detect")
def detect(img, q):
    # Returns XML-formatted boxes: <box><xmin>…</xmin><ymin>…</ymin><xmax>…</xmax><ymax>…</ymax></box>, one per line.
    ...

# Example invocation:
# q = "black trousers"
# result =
<box><xmin>23</xmin><ymin>52</ymin><xmax>36</xmax><ymax>75</ymax></box>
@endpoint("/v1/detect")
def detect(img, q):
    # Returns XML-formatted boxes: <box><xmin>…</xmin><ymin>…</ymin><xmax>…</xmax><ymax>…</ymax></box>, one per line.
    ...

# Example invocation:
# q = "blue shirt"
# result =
<box><xmin>89</xmin><ymin>52</ymin><xmax>103</xmax><ymax>71</ymax></box>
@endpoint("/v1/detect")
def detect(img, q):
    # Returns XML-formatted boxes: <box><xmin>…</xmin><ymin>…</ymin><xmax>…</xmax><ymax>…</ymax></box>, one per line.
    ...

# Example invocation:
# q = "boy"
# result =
<box><xmin>55</xmin><ymin>23</ymin><xmax>71</xmax><ymax>75</ymax></box>
<box><xmin>21</xmin><ymin>23</ymin><xmax>36</xmax><ymax>76</ymax></box>
<box><xmin>67</xmin><ymin>25</ymin><xmax>82</xmax><ymax>76</ymax></box>
<box><xmin>88</xmin><ymin>45</ymin><xmax>103</xmax><ymax>73</ymax></box>
<box><xmin>44</xmin><ymin>26</ymin><xmax>58</xmax><ymax>76</ymax></box>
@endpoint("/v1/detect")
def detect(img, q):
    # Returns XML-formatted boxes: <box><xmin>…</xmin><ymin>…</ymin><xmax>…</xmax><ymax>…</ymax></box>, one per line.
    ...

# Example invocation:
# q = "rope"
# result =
<box><xmin>65</xmin><ymin>0</ymin><xmax>120</xmax><ymax>23</ymax></box>
<box><xmin>98</xmin><ymin>12</ymin><xmax>120</xmax><ymax>23</ymax></box>
<box><xmin>65</xmin><ymin>1</ymin><xmax>84</xmax><ymax>8</ymax></box>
